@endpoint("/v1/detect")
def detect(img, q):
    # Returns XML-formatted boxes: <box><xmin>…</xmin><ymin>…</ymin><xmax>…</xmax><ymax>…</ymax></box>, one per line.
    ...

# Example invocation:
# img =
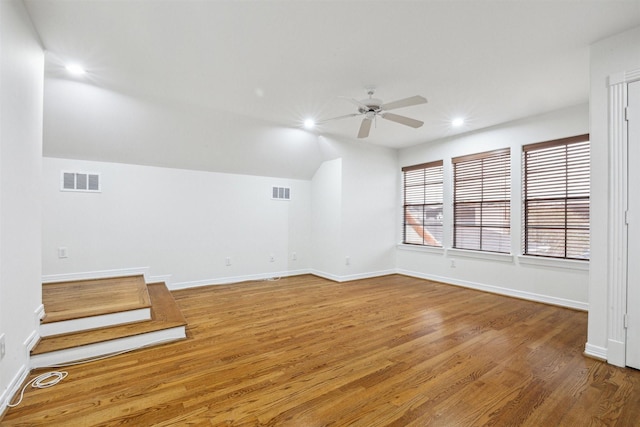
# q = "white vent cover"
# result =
<box><xmin>272</xmin><ymin>186</ymin><xmax>290</xmax><ymax>200</ymax></box>
<box><xmin>61</xmin><ymin>171</ymin><xmax>101</xmax><ymax>192</ymax></box>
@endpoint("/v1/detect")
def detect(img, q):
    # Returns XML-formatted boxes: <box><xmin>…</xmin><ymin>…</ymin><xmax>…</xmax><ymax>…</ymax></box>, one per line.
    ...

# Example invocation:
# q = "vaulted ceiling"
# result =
<box><xmin>24</xmin><ymin>1</ymin><xmax>640</xmax><ymax>176</ymax></box>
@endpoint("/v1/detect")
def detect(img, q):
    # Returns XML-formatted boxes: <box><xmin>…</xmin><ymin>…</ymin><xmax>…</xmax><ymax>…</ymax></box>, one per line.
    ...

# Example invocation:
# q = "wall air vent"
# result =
<box><xmin>61</xmin><ymin>171</ymin><xmax>101</xmax><ymax>192</ymax></box>
<box><xmin>272</xmin><ymin>186</ymin><xmax>291</xmax><ymax>200</ymax></box>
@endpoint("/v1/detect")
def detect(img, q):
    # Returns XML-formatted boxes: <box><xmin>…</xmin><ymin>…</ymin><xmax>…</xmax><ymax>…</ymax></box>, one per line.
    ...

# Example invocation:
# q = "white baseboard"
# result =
<box><xmin>34</xmin><ymin>304</ymin><xmax>45</xmax><ymax>321</ymax></box>
<box><xmin>148</xmin><ymin>274</ymin><xmax>172</xmax><ymax>286</ymax></box>
<box><xmin>396</xmin><ymin>269</ymin><xmax>589</xmax><ymax>311</ymax></box>
<box><xmin>0</xmin><ymin>363</ymin><xmax>28</xmax><ymax>416</ymax></box>
<box><xmin>170</xmin><ymin>269</ymin><xmax>312</xmax><ymax>290</ymax></box>
<box><xmin>606</xmin><ymin>339</ymin><xmax>626</xmax><ymax>367</ymax></box>
<box><xmin>25</xmin><ymin>330</ymin><xmax>39</xmax><ymax>353</ymax></box>
<box><xmin>584</xmin><ymin>342</ymin><xmax>608</xmax><ymax>361</ymax></box>
<box><xmin>42</xmin><ymin>267</ymin><xmax>150</xmax><ymax>284</ymax></box>
<box><xmin>40</xmin><ymin>266</ymin><xmax>589</xmax><ymax>311</ymax></box>
<box><xmin>308</xmin><ymin>270</ymin><xmax>342</xmax><ymax>282</ymax></box>
<box><xmin>310</xmin><ymin>269</ymin><xmax>396</xmax><ymax>283</ymax></box>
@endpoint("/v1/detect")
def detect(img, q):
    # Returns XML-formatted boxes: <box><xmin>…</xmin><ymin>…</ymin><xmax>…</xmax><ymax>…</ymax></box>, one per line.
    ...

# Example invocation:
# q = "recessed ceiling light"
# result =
<box><xmin>65</xmin><ymin>64</ymin><xmax>86</xmax><ymax>75</ymax></box>
<box><xmin>452</xmin><ymin>117</ymin><xmax>464</xmax><ymax>127</ymax></box>
<box><xmin>304</xmin><ymin>119</ymin><xmax>315</xmax><ymax>129</ymax></box>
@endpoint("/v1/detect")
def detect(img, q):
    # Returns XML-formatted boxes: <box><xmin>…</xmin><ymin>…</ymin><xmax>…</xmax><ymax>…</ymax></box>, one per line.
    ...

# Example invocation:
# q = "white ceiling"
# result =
<box><xmin>25</xmin><ymin>0</ymin><xmax>640</xmax><ymax>151</ymax></box>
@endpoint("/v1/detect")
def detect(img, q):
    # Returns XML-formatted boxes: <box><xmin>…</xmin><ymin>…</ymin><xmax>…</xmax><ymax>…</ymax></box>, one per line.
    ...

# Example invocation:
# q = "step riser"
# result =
<box><xmin>40</xmin><ymin>308</ymin><xmax>152</xmax><ymax>337</ymax></box>
<box><xmin>31</xmin><ymin>327</ymin><xmax>186</xmax><ymax>369</ymax></box>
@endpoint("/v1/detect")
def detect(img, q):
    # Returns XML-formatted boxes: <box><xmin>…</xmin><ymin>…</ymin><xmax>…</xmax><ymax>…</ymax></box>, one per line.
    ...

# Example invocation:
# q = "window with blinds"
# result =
<box><xmin>523</xmin><ymin>134</ymin><xmax>590</xmax><ymax>260</ymax></box>
<box><xmin>402</xmin><ymin>160</ymin><xmax>443</xmax><ymax>246</ymax></box>
<box><xmin>453</xmin><ymin>148</ymin><xmax>511</xmax><ymax>253</ymax></box>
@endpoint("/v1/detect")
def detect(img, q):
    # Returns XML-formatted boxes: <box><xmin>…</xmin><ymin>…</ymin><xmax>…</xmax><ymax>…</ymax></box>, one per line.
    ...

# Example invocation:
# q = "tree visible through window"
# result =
<box><xmin>523</xmin><ymin>134</ymin><xmax>590</xmax><ymax>260</ymax></box>
<box><xmin>402</xmin><ymin>160</ymin><xmax>443</xmax><ymax>246</ymax></box>
<box><xmin>453</xmin><ymin>148</ymin><xmax>511</xmax><ymax>253</ymax></box>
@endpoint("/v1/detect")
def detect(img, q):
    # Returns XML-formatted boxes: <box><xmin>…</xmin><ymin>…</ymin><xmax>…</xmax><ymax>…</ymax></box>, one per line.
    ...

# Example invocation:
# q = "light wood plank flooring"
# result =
<box><xmin>41</xmin><ymin>275</ymin><xmax>151</xmax><ymax>323</ymax></box>
<box><xmin>3</xmin><ymin>274</ymin><xmax>640</xmax><ymax>426</ymax></box>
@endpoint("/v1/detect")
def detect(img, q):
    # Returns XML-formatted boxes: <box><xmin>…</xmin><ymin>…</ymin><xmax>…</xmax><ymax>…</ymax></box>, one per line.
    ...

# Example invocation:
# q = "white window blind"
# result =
<box><xmin>453</xmin><ymin>148</ymin><xmax>511</xmax><ymax>253</ymax></box>
<box><xmin>523</xmin><ymin>134</ymin><xmax>590</xmax><ymax>260</ymax></box>
<box><xmin>402</xmin><ymin>160</ymin><xmax>443</xmax><ymax>246</ymax></box>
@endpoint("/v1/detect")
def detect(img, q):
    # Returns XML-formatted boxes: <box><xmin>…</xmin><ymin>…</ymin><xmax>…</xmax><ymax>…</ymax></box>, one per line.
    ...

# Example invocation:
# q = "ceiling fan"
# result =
<box><xmin>321</xmin><ymin>89</ymin><xmax>428</xmax><ymax>138</ymax></box>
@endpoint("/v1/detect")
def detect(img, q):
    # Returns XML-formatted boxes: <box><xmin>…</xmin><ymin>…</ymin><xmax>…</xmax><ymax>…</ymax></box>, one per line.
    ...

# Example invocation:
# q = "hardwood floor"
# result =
<box><xmin>42</xmin><ymin>275</ymin><xmax>150</xmax><ymax>323</ymax></box>
<box><xmin>3</xmin><ymin>274</ymin><xmax>640</xmax><ymax>426</ymax></box>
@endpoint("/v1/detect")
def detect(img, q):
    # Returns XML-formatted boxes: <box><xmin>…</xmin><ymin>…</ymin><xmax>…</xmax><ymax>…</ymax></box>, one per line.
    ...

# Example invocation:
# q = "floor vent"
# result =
<box><xmin>272</xmin><ymin>186</ymin><xmax>290</xmax><ymax>200</ymax></box>
<box><xmin>61</xmin><ymin>171</ymin><xmax>101</xmax><ymax>192</ymax></box>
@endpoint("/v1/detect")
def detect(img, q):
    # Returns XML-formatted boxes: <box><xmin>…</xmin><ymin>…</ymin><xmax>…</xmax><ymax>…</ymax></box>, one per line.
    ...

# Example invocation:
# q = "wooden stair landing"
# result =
<box><xmin>32</xmin><ymin>281</ymin><xmax>187</xmax><ymax>369</ymax></box>
<box><xmin>42</xmin><ymin>275</ymin><xmax>151</xmax><ymax>323</ymax></box>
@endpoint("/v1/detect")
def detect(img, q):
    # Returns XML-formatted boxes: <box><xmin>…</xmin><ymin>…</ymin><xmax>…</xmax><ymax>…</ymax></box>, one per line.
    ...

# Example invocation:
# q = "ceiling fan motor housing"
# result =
<box><xmin>358</xmin><ymin>98</ymin><xmax>383</xmax><ymax>114</ymax></box>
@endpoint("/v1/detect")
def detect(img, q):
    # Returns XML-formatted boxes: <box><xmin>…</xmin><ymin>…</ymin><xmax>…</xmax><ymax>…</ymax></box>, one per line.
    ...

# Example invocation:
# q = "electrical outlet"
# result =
<box><xmin>450</xmin><ymin>259</ymin><xmax>456</xmax><ymax>268</ymax></box>
<box><xmin>58</xmin><ymin>247</ymin><xmax>68</xmax><ymax>258</ymax></box>
<box><xmin>345</xmin><ymin>256</ymin><xmax>351</xmax><ymax>266</ymax></box>
<box><xmin>269</xmin><ymin>254</ymin><xmax>275</xmax><ymax>262</ymax></box>
<box><xmin>225</xmin><ymin>257</ymin><xmax>231</xmax><ymax>266</ymax></box>
<box><xmin>291</xmin><ymin>252</ymin><xmax>297</xmax><ymax>261</ymax></box>
<box><xmin>0</xmin><ymin>333</ymin><xmax>6</xmax><ymax>360</ymax></box>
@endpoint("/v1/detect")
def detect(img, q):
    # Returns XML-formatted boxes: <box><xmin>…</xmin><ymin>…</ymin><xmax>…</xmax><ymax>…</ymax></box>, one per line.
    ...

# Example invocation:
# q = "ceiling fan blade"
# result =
<box><xmin>381</xmin><ymin>95</ymin><xmax>427</xmax><ymax>111</ymax></box>
<box><xmin>317</xmin><ymin>113</ymin><xmax>361</xmax><ymax>124</ymax></box>
<box><xmin>339</xmin><ymin>96</ymin><xmax>369</xmax><ymax>110</ymax></box>
<box><xmin>381</xmin><ymin>112</ymin><xmax>424</xmax><ymax>128</ymax></box>
<box><xmin>357</xmin><ymin>118</ymin><xmax>373</xmax><ymax>138</ymax></box>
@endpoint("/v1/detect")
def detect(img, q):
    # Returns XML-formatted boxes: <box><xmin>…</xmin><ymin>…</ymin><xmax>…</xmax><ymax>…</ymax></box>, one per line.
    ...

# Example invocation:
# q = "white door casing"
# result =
<box><xmin>602</xmin><ymin>67</ymin><xmax>640</xmax><ymax>367</ymax></box>
<box><xmin>626</xmin><ymin>79</ymin><xmax>640</xmax><ymax>369</ymax></box>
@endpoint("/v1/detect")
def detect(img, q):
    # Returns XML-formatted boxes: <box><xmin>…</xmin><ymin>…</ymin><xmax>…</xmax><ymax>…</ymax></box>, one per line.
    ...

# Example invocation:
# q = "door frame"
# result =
<box><xmin>607</xmin><ymin>67</ymin><xmax>640</xmax><ymax>366</ymax></box>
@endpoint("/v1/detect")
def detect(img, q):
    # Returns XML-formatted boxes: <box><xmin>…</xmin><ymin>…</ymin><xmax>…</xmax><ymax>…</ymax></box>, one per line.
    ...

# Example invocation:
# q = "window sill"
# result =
<box><xmin>397</xmin><ymin>246</ymin><xmax>588</xmax><ymax>271</ymax></box>
<box><xmin>446</xmin><ymin>248</ymin><xmax>514</xmax><ymax>263</ymax></box>
<box><xmin>518</xmin><ymin>255</ymin><xmax>589</xmax><ymax>271</ymax></box>
<box><xmin>397</xmin><ymin>243</ymin><xmax>445</xmax><ymax>255</ymax></box>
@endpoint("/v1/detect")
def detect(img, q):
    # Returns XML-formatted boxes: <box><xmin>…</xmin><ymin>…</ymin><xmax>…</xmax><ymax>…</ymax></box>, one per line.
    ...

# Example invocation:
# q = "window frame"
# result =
<box><xmin>402</xmin><ymin>160</ymin><xmax>444</xmax><ymax>247</ymax></box>
<box><xmin>522</xmin><ymin>134</ymin><xmax>590</xmax><ymax>261</ymax></box>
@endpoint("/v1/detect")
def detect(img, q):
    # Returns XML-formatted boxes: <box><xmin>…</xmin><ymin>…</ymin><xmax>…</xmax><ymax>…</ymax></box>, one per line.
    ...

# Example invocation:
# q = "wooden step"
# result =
<box><xmin>31</xmin><ymin>282</ymin><xmax>187</xmax><ymax>368</ymax></box>
<box><xmin>40</xmin><ymin>275</ymin><xmax>153</xmax><ymax>336</ymax></box>
<box><xmin>42</xmin><ymin>275</ymin><xmax>151</xmax><ymax>323</ymax></box>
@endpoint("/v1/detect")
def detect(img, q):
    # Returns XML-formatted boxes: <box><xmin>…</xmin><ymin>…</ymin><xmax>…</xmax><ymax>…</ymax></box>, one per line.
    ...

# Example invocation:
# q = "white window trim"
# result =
<box><xmin>446</xmin><ymin>248</ymin><xmax>514</xmax><ymax>263</ymax></box>
<box><xmin>518</xmin><ymin>255</ymin><xmax>589</xmax><ymax>271</ymax></box>
<box><xmin>397</xmin><ymin>243</ymin><xmax>445</xmax><ymax>255</ymax></box>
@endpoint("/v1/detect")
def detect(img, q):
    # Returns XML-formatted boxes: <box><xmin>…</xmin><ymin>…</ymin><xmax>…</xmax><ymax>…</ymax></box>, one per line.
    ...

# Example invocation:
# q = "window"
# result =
<box><xmin>523</xmin><ymin>134</ymin><xmax>590</xmax><ymax>260</ymax></box>
<box><xmin>453</xmin><ymin>148</ymin><xmax>511</xmax><ymax>253</ymax></box>
<box><xmin>402</xmin><ymin>160</ymin><xmax>443</xmax><ymax>246</ymax></box>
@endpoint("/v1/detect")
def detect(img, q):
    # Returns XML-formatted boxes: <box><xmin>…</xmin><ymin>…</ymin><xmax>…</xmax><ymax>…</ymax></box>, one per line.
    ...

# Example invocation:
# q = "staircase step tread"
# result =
<box><xmin>42</xmin><ymin>275</ymin><xmax>151</xmax><ymax>323</ymax></box>
<box><xmin>32</xmin><ymin>282</ymin><xmax>186</xmax><ymax>355</ymax></box>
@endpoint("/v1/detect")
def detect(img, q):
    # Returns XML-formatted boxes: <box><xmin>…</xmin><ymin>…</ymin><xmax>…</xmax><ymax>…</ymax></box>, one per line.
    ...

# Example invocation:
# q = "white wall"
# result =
<box><xmin>309</xmin><ymin>136</ymin><xmax>398</xmax><ymax>281</ymax></box>
<box><xmin>42</xmin><ymin>158</ymin><xmax>312</xmax><ymax>288</ymax></box>
<box><xmin>340</xmin><ymin>139</ymin><xmax>398</xmax><ymax>279</ymax></box>
<box><xmin>588</xmin><ymin>26</ymin><xmax>640</xmax><ymax>361</ymax></box>
<box><xmin>43</xmin><ymin>134</ymin><xmax>400</xmax><ymax>287</ymax></box>
<box><xmin>43</xmin><ymin>77</ymin><xmax>325</xmax><ymax>180</ymax></box>
<box><xmin>310</xmin><ymin>158</ymin><xmax>343</xmax><ymax>277</ymax></box>
<box><xmin>0</xmin><ymin>0</ymin><xmax>44</xmax><ymax>412</ymax></box>
<box><xmin>397</xmin><ymin>104</ymin><xmax>590</xmax><ymax>309</ymax></box>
